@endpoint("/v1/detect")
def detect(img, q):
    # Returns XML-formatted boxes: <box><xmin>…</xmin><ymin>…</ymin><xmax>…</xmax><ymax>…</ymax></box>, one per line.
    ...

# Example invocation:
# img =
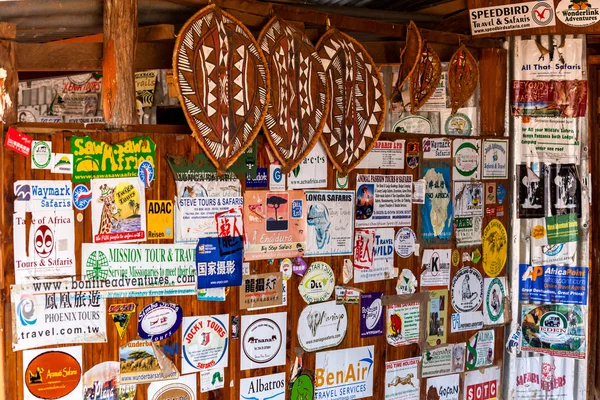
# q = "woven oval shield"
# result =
<box><xmin>316</xmin><ymin>29</ymin><xmax>386</xmax><ymax>176</ymax></box>
<box><xmin>173</xmin><ymin>5</ymin><xmax>270</xmax><ymax>174</ymax></box>
<box><xmin>449</xmin><ymin>44</ymin><xmax>479</xmax><ymax>114</ymax></box>
<box><xmin>410</xmin><ymin>41</ymin><xmax>442</xmax><ymax>113</ymax></box>
<box><xmin>258</xmin><ymin>16</ymin><xmax>329</xmax><ymax>174</ymax></box>
<box><xmin>396</xmin><ymin>21</ymin><xmax>423</xmax><ymax>92</ymax></box>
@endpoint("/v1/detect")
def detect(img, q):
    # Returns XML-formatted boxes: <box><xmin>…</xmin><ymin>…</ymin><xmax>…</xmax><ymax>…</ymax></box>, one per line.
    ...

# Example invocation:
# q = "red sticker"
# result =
<box><xmin>4</xmin><ymin>127</ymin><xmax>33</xmax><ymax>156</ymax></box>
<box><xmin>485</xmin><ymin>207</ymin><xmax>496</xmax><ymax>217</ymax></box>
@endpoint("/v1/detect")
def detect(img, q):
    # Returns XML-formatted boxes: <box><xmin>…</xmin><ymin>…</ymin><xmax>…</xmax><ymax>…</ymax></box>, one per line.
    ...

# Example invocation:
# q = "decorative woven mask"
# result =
<box><xmin>316</xmin><ymin>28</ymin><xmax>386</xmax><ymax>176</ymax></box>
<box><xmin>448</xmin><ymin>44</ymin><xmax>479</xmax><ymax>114</ymax></box>
<box><xmin>258</xmin><ymin>16</ymin><xmax>329</xmax><ymax>174</ymax></box>
<box><xmin>410</xmin><ymin>41</ymin><xmax>442</xmax><ymax>113</ymax></box>
<box><xmin>173</xmin><ymin>5</ymin><xmax>270</xmax><ymax>174</ymax></box>
<box><xmin>396</xmin><ymin>21</ymin><xmax>423</xmax><ymax>92</ymax></box>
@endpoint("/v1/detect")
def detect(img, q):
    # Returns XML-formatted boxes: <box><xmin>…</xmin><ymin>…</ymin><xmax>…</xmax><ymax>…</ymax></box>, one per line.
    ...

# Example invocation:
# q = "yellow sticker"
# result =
<box><xmin>482</xmin><ymin>219</ymin><xmax>507</xmax><ymax>277</ymax></box>
<box><xmin>147</xmin><ymin>200</ymin><xmax>174</xmax><ymax>239</ymax></box>
<box><xmin>531</xmin><ymin>225</ymin><xmax>546</xmax><ymax>240</ymax></box>
<box><xmin>452</xmin><ymin>249</ymin><xmax>460</xmax><ymax>267</ymax></box>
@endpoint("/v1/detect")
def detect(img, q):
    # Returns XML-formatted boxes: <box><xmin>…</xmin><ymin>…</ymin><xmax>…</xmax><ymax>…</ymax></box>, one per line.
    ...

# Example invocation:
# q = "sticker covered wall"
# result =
<box><xmin>355</xmin><ymin>174</ymin><xmax>412</xmax><ymax>228</ymax></box>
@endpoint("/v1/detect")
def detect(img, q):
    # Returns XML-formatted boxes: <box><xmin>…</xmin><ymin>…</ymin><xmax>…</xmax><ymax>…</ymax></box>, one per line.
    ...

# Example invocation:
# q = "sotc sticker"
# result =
<box><xmin>394</xmin><ymin>227</ymin><xmax>416</xmax><ymax>258</ymax></box>
<box><xmin>138</xmin><ymin>301</ymin><xmax>183</xmax><ymax>342</ymax></box>
<box><xmin>482</xmin><ymin>219</ymin><xmax>507</xmax><ymax>277</ymax></box>
<box><xmin>138</xmin><ymin>160</ymin><xmax>155</xmax><ymax>188</ymax></box>
<box><xmin>73</xmin><ymin>184</ymin><xmax>92</xmax><ymax>210</ymax></box>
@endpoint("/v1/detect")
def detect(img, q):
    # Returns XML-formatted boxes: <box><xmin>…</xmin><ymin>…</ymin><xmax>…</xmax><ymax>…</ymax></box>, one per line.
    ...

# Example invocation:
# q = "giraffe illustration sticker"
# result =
<box><xmin>91</xmin><ymin>177</ymin><xmax>146</xmax><ymax>243</ymax></box>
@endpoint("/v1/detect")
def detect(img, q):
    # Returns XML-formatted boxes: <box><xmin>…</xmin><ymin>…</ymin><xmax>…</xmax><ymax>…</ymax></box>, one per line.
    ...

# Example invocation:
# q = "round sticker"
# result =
<box><xmin>138</xmin><ymin>301</ymin><xmax>183</xmax><ymax>342</ymax></box>
<box><xmin>394</xmin><ymin>227</ymin><xmax>416</xmax><ymax>258</ymax></box>
<box><xmin>445</xmin><ymin>112</ymin><xmax>472</xmax><ymax>136</ymax></box>
<box><xmin>77</xmin><ymin>212</ymin><xmax>84</xmax><ymax>222</ymax></box>
<box><xmin>298</xmin><ymin>262</ymin><xmax>335</xmax><ymax>304</ymax></box>
<box><xmin>242</xmin><ymin>318</ymin><xmax>283</xmax><ymax>365</ymax></box>
<box><xmin>482</xmin><ymin>219</ymin><xmax>507</xmax><ymax>277</ymax></box>
<box><xmin>336</xmin><ymin>172</ymin><xmax>349</xmax><ymax>189</ymax></box>
<box><xmin>396</xmin><ymin>269</ymin><xmax>417</xmax><ymax>294</ymax></box>
<box><xmin>452</xmin><ymin>249</ymin><xmax>460</xmax><ymax>267</ymax></box>
<box><xmin>292</xmin><ymin>256</ymin><xmax>308</xmax><ymax>276</ymax></box>
<box><xmin>451</xmin><ymin>267</ymin><xmax>483</xmax><ymax>313</ymax></box>
<box><xmin>280</xmin><ymin>258</ymin><xmax>292</xmax><ymax>280</ymax></box>
<box><xmin>556</xmin><ymin>0</ymin><xmax>599</xmax><ymax>27</ymax></box>
<box><xmin>485</xmin><ymin>277</ymin><xmax>505</xmax><ymax>324</ymax></box>
<box><xmin>290</xmin><ymin>371</ymin><xmax>315</xmax><ymax>400</ymax></box>
<box><xmin>31</xmin><ymin>140</ymin><xmax>52</xmax><ymax>169</ymax></box>
<box><xmin>182</xmin><ymin>315</ymin><xmax>228</xmax><ymax>370</ymax></box>
<box><xmin>454</xmin><ymin>141</ymin><xmax>480</xmax><ymax>178</ymax></box>
<box><xmin>25</xmin><ymin>351</ymin><xmax>81</xmax><ymax>399</ymax></box>
<box><xmin>138</xmin><ymin>160</ymin><xmax>155</xmax><ymax>188</ymax></box>
<box><xmin>73</xmin><ymin>184</ymin><xmax>92</xmax><ymax>210</ymax></box>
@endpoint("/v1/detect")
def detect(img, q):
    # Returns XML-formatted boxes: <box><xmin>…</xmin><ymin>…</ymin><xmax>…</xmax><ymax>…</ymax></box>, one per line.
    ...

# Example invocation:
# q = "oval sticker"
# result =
<box><xmin>138</xmin><ymin>301</ymin><xmax>183</xmax><ymax>342</ymax></box>
<box><xmin>298</xmin><ymin>261</ymin><xmax>335</xmax><ymax>304</ymax></box>
<box><xmin>152</xmin><ymin>384</ymin><xmax>195</xmax><ymax>400</ymax></box>
<box><xmin>297</xmin><ymin>301</ymin><xmax>347</xmax><ymax>352</ymax></box>
<box><xmin>25</xmin><ymin>351</ymin><xmax>82</xmax><ymax>399</ymax></box>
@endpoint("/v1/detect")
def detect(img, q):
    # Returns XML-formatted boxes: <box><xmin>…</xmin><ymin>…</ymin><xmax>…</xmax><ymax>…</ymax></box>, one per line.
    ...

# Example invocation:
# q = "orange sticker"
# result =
<box><xmin>25</xmin><ymin>350</ymin><xmax>82</xmax><ymax>399</ymax></box>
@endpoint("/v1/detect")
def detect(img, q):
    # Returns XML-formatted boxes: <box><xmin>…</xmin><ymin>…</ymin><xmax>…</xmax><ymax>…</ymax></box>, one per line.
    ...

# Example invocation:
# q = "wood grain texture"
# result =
<box><xmin>102</xmin><ymin>0</ymin><xmax>138</xmax><ymax>128</ymax></box>
<box><xmin>2</xmin><ymin>125</ymin><xmax>508</xmax><ymax>399</ymax></box>
<box><xmin>0</xmin><ymin>23</ymin><xmax>16</xmax><ymax>41</ymax></box>
<box><xmin>479</xmin><ymin>48</ymin><xmax>507</xmax><ymax>136</ymax></box>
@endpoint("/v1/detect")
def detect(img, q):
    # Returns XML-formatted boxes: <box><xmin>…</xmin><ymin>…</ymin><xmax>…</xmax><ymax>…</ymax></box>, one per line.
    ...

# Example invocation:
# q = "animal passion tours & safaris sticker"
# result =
<box><xmin>355</xmin><ymin>174</ymin><xmax>412</xmax><ymax>228</ymax></box>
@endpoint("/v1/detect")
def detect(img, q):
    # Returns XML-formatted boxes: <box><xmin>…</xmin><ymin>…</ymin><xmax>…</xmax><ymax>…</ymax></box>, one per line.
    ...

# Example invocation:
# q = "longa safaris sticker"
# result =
<box><xmin>482</xmin><ymin>219</ymin><xmax>507</xmax><ymax>277</ymax></box>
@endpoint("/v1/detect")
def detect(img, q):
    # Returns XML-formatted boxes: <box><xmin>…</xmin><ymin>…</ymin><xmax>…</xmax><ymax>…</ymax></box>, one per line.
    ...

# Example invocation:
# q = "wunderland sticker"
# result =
<box><xmin>385</xmin><ymin>357</ymin><xmax>420</xmax><ymax>400</ymax></box>
<box><xmin>11</xmin><ymin>279</ymin><xmax>107</xmax><ymax>351</ymax></box>
<box><xmin>515</xmin><ymin>355</ymin><xmax>574</xmax><ymax>399</ymax></box>
<box><xmin>138</xmin><ymin>301</ymin><xmax>183</xmax><ymax>342</ymax></box>
<box><xmin>421</xmin><ymin>343</ymin><xmax>466</xmax><ymax>378</ymax></box>
<box><xmin>466</xmin><ymin>329</ymin><xmax>495</xmax><ymax>370</ymax></box>
<box><xmin>91</xmin><ymin>177</ymin><xmax>146</xmax><ymax>243</ymax></box>
<box><xmin>148</xmin><ymin>374</ymin><xmax>197</xmax><ymax>400</ymax></box>
<box><xmin>484</xmin><ymin>277</ymin><xmax>506</xmax><ymax>325</ymax></box>
<box><xmin>315</xmin><ymin>346</ymin><xmax>374</xmax><ymax>400</ymax></box>
<box><xmin>453</xmin><ymin>139</ymin><xmax>481</xmax><ymax>181</ymax></box>
<box><xmin>520</xmin><ymin>264</ymin><xmax>588</xmax><ymax>305</ymax></box>
<box><xmin>426</xmin><ymin>373</ymin><xmax>460</xmax><ymax>400</ymax></box>
<box><xmin>451</xmin><ymin>267</ymin><xmax>484</xmax><ymax>313</ymax></box>
<box><xmin>297</xmin><ymin>301</ymin><xmax>347</xmax><ymax>352</ymax></box>
<box><xmin>395</xmin><ymin>227</ymin><xmax>416</xmax><ymax>258</ymax></box>
<box><xmin>181</xmin><ymin>314</ymin><xmax>229</xmax><ymax>373</ymax></box>
<box><xmin>298</xmin><ymin>261</ymin><xmax>335</xmax><ymax>304</ymax></box>
<box><xmin>23</xmin><ymin>346</ymin><xmax>82</xmax><ymax>400</ymax></box>
<box><xmin>482</xmin><ymin>139</ymin><xmax>508</xmax><ymax>179</ymax></box>
<box><xmin>82</xmin><ymin>243</ymin><xmax>197</xmax><ymax>298</ymax></box>
<box><xmin>240</xmin><ymin>372</ymin><xmax>286</xmax><ymax>400</ymax></box>
<box><xmin>241</xmin><ymin>312</ymin><xmax>286</xmax><ymax>370</ymax></box>
<box><xmin>305</xmin><ymin>190</ymin><xmax>355</xmax><ymax>257</ymax></box>
<box><xmin>119</xmin><ymin>340</ymin><xmax>179</xmax><ymax>384</ymax></box>
<box><xmin>521</xmin><ymin>304</ymin><xmax>586</xmax><ymax>359</ymax></box>
<box><xmin>464</xmin><ymin>366</ymin><xmax>500</xmax><ymax>400</ymax></box>
<box><xmin>387</xmin><ymin>302</ymin><xmax>421</xmax><ymax>347</ymax></box>
<box><xmin>360</xmin><ymin>292</ymin><xmax>384</xmax><ymax>337</ymax></box>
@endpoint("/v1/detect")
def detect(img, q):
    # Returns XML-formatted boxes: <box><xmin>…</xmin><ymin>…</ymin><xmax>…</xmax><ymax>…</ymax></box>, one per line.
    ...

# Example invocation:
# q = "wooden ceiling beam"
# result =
<box><xmin>48</xmin><ymin>24</ymin><xmax>175</xmax><ymax>44</ymax></box>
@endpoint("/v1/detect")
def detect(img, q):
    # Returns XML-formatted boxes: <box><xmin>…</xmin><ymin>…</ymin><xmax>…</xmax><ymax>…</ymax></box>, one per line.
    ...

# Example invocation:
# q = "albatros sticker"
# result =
<box><xmin>138</xmin><ymin>301</ymin><xmax>183</xmax><ymax>342</ymax></box>
<box><xmin>297</xmin><ymin>301</ymin><xmax>347</xmax><ymax>352</ymax></box>
<box><xmin>315</xmin><ymin>346</ymin><xmax>374</xmax><ymax>400</ymax></box>
<box><xmin>240</xmin><ymin>372</ymin><xmax>286</xmax><ymax>400</ymax></box>
<box><xmin>451</xmin><ymin>267</ymin><xmax>484</xmax><ymax>313</ymax></box>
<box><xmin>298</xmin><ymin>262</ymin><xmax>335</xmax><ymax>304</ymax></box>
<box><xmin>241</xmin><ymin>312</ymin><xmax>286</xmax><ymax>370</ymax></box>
<box><xmin>181</xmin><ymin>314</ymin><xmax>229</xmax><ymax>373</ymax></box>
<box><xmin>23</xmin><ymin>346</ymin><xmax>82</xmax><ymax>400</ymax></box>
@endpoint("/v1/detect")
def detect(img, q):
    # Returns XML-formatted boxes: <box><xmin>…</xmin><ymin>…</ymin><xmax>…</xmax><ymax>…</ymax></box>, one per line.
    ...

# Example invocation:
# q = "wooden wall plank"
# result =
<box><xmin>479</xmin><ymin>47</ymin><xmax>508</xmax><ymax>135</ymax></box>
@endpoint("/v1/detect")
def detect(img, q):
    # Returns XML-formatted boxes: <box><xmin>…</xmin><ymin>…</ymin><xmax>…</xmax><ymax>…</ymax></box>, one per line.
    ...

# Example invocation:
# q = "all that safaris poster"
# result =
<box><xmin>518</xmin><ymin>164</ymin><xmax>545</xmax><ymax>219</ymax></box>
<box><xmin>243</xmin><ymin>191</ymin><xmax>307</xmax><ymax>261</ymax></box>
<box><xmin>91</xmin><ymin>178</ymin><xmax>146</xmax><ymax>243</ymax></box>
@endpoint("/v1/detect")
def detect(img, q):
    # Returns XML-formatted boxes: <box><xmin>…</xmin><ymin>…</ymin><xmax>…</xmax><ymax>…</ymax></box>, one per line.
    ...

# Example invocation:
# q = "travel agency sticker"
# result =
<box><xmin>422</xmin><ymin>343</ymin><xmax>466</xmax><ymax>378</ymax></box>
<box><xmin>181</xmin><ymin>314</ymin><xmax>229</xmax><ymax>373</ymax></box>
<box><xmin>482</xmin><ymin>219</ymin><xmax>507</xmax><ymax>277</ymax></box>
<box><xmin>315</xmin><ymin>346</ymin><xmax>374</xmax><ymax>400</ymax></box>
<box><xmin>360</xmin><ymin>292</ymin><xmax>384</xmax><ymax>337</ymax></box>
<box><xmin>451</xmin><ymin>267</ymin><xmax>484</xmax><ymax>313</ymax></box>
<box><xmin>240</xmin><ymin>372</ymin><xmax>286</xmax><ymax>400</ymax></box>
<box><xmin>557</xmin><ymin>0</ymin><xmax>600</xmax><ymax>27</ymax></box>
<box><xmin>426</xmin><ymin>373</ymin><xmax>460</xmax><ymax>400</ymax></box>
<box><xmin>31</xmin><ymin>140</ymin><xmax>52</xmax><ymax>170</ymax></box>
<box><xmin>147</xmin><ymin>374</ymin><xmax>197</xmax><ymax>400</ymax></box>
<box><xmin>138</xmin><ymin>301</ymin><xmax>183</xmax><ymax>342</ymax></box>
<box><xmin>305</xmin><ymin>190</ymin><xmax>354</xmax><ymax>257</ymax></box>
<box><xmin>453</xmin><ymin>139</ymin><xmax>481</xmax><ymax>180</ymax></box>
<box><xmin>355</xmin><ymin>174</ymin><xmax>412</xmax><ymax>228</ymax></box>
<box><xmin>422</xmin><ymin>166</ymin><xmax>453</xmax><ymax>240</ymax></box>
<box><xmin>385</xmin><ymin>357</ymin><xmax>420</xmax><ymax>400</ymax></box>
<box><xmin>241</xmin><ymin>312</ymin><xmax>286</xmax><ymax>370</ymax></box>
<box><xmin>482</xmin><ymin>139</ymin><xmax>508</xmax><ymax>179</ymax></box>
<box><xmin>394</xmin><ymin>227</ymin><xmax>416</xmax><ymax>258</ymax></box>
<box><xmin>484</xmin><ymin>277</ymin><xmax>506</xmax><ymax>325</ymax></box>
<box><xmin>387</xmin><ymin>302</ymin><xmax>421</xmax><ymax>347</ymax></box>
<box><xmin>298</xmin><ymin>261</ymin><xmax>335</xmax><ymax>304</ymax></box>
<box><xmin>91</xmin><ymin>177</ymin><xmax>146</xmax><ymax>243</ymax></box>
<box><xmin>23</xmin><ymin>346</ymin><xmax>82</xmax><ymax>400</ymax></box>
<box><xmin>297</xmin><ymin>301</ymin><xmax>347</xmax><ymax>352</ymax></box>
<box><xmin>466</xmin><ymin>330</ymin><xmax>495</xmax><ymax>370</ymax></box>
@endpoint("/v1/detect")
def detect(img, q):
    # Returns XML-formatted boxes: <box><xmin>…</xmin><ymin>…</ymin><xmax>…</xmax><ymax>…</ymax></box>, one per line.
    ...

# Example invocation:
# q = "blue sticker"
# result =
<box><xmin>272</xmin><ymin>166</ymin><xmax>282</xmax><ymax>183</ymax></box>
<box><xmin>291</xmin><ymin>199</ymin><xmax>303</xmax><ymax>218</ymax></box>
<box><xmin>519</xmin><ymin>264</ymin><xmax>588</xmax><ymax>305</ymax></box>
<box><xmin>196</xmin><ymin>236</ymin><xmax>243</xmax><ymax>289</ymax></box>
<box><xmin>422</xmin><ymin>167</ymin><xmax>453</xmax><ymax>240</ymax></box>
<box><xmin>73</xmin><ymin>184</ymin><xmax>92</xmax><ymax>210</ymax></box>
<box><xmin>137</xmin><ymin>301</ymin><xmax>183</xmax><ymax>342</ymax></box>
<box><xmin>246</xmin><ymin>168</ymin><xmax>268</xmax><ymax>188</ymax></box>
<box><xmin>138</xmin><ymin>160</ymin><xmax>155</xmax><ymax>188</ymax></box>
<box><xmin>497</xmin><ymin>183</ymin><xmax>506</xmax><ymax>205</ymax></box>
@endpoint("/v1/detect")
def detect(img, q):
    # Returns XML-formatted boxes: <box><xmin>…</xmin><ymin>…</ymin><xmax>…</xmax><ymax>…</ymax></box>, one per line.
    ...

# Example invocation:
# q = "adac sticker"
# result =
<box><xmin>138</xmin><ymin>301</ymin><xmax>183</xmax><ymax>342</ymax></box>
<box><xmin>298</xmin><ymin>261</ymin><xmax>335</xmax><ymax>304</ymax></box>
<box><xmin>108</xmin><ymin>303</ymin><xmax>137</xmax><ymax>340</ymax></box>
<box><xmin>482</xmin><ymin>219</ymin><xmax>507</xmax><ymax>277</ymax></box>
<box><xmin>73</xmin><ymin>184</ymin><xmax>92</xmax><ymax>210</ymax></box>
<box><xmin>138</xmin><ymin>160</ymin><xmax>155</xmax><ymax>188</ymax></box>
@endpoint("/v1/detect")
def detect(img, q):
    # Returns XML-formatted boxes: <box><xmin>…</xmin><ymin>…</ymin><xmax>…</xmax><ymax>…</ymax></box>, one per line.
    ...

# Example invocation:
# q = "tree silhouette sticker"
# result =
<box><xmin>266</xmin><ymin>193</ymin><xmax>289</xmax><ymax>231</ymax></box>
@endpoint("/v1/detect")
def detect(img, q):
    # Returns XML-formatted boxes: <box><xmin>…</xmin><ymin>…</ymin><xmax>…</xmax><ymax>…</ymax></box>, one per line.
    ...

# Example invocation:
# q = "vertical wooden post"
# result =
<box><xmin>479</xmin><ymin>47</ymin><xmax>507</xmax><ymax>136</ymax></box>
<box><xmin>0</xmin><ymin>23</ymin><xmax>17</xmax><ymax>127</ymax></box>
<box><xmin>103</xmin><ymin>0</ymin><xmax>138</xmax><ymax>128</ymax></box>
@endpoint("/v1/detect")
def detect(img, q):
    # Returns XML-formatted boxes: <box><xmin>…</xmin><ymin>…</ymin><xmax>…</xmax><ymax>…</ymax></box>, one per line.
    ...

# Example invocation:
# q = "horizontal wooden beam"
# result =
<box><xmin>48</xmin><ymin>24</ymin><xmax>175</xmax><ymax>44</ymax></box>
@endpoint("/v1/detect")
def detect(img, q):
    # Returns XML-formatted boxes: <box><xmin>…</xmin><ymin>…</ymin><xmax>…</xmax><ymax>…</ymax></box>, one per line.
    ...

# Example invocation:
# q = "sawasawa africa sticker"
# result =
<box><xmin>482</xmin><ymin>219</ymin><xmax>507</xmax><ymax>277</ymax></box>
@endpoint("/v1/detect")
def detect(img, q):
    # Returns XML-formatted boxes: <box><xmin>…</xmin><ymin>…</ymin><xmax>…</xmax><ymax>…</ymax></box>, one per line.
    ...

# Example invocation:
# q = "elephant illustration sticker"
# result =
<box><xmin>297</xmin><ymin>301</ymin><xmax>347</xmax><ymax>352</ymax></box>
<box><xmin>386</xmin><ymin>302</ymin><xmax>421</xmax><ymax>347</ymax></box>
<box><xmin>91</xmin><ymin>177</ymin><xmax>146</xmax><ymax>243</ymax></box>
